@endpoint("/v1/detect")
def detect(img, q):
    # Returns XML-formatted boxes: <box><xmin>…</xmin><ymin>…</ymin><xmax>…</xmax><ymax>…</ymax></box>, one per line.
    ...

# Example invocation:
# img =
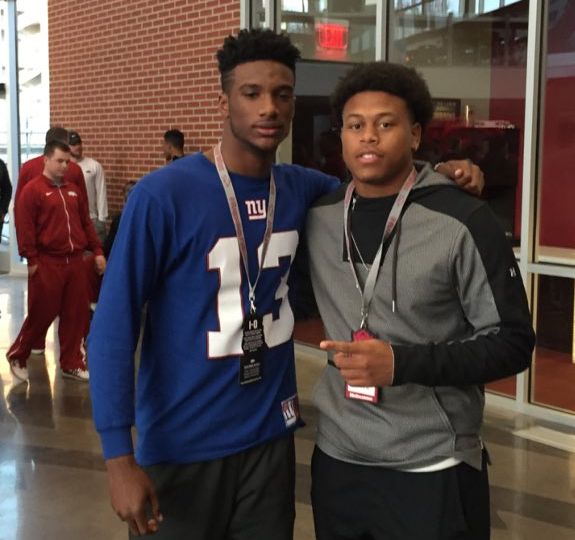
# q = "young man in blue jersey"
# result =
<box><xmin>89</xmin><ymin>29</ymin><xmax>484</xmax><ymax>539</ymax></box>
<box><xmin>306</xmin><ymin>62</ymin><xmax>535</xmax><ymax>539</ymax></box>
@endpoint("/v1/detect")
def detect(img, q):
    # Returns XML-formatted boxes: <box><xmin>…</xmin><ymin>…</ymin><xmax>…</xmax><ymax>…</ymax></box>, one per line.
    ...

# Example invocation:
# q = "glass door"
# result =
<box><xmin>530</xmin><ymin>0</ymin><xmax>575</xmax><ymax>413</ymax></box>
<box><xmin>388</xmin><ymin>0</ymin><xmax>530</xmax><ymax>398</ymax></box>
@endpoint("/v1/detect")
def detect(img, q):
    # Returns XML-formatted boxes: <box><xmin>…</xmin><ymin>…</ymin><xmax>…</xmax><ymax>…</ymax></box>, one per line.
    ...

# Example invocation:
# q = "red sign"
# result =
<box><xmin>316</xmin><ymin>22</ymin><xmax>348</xmax><ymax>51</ymax></box>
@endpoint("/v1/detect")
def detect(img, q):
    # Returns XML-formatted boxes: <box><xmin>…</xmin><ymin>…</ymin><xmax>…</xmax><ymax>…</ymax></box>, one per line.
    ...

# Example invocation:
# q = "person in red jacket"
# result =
<box><xmin>16</xmin><ymin>126</ymin><xmax>89</xmax><ymax>207</ymax></box>
<box><xmin>17</xmin><ymin>126</ymin><xmax>91</xmax><ymax>354</ymax></box>
<box><xmin>7</xmin><ymin>140</ymin><xmax>106</xmax><ymax>384</ymax></box>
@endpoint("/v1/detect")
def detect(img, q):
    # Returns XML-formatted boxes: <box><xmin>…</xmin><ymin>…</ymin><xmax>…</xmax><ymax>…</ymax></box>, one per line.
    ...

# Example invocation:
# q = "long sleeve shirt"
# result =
<box><xmin>15</xmin><ymin>174</ymin><xmax>103</xmax><ymax>266</ymax></box>
<box><xmin>76</xmin><ymin>156</ymin><xmax>108</xmax><ymax>221</ymax></box>
<box><xmin>17</xmin><ymin>155</ymin><xmax>88</xmax><ymax>207</ymax></box>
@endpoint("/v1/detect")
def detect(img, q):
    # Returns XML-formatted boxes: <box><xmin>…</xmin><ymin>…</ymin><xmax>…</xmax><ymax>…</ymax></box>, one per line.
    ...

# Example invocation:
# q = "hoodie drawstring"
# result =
<box><xmin>391</xmin><ymin>220</ymin><xmax>401</xmax><ymax>313</ymax></box>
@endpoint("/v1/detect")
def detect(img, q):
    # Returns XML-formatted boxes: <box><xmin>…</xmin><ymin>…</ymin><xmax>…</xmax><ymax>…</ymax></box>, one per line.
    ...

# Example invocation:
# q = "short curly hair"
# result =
<box><xmin>216</xmin><ymin>29</ymin><xmax>301</xmax><ymax>92</ymax></box>
<box><xmin>331</xmin><ymin>62</ymin><xmax>434</xmax><ymax>132</ymax></box>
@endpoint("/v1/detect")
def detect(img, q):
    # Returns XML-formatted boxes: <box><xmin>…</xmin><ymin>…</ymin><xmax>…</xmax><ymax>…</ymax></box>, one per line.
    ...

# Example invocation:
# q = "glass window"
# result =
<box><xmin>0</xmin><ymin>4</ymin><xmax>8</xmax><ymax>247</ymax></box>
<box><xmin>389</xmin><ymin>0</ymin><xmax>529</xmax><ymax>246</ymax></box>
<box><xmin>251</xmin><ymin>0</ymin><xmax>267</xmax><ymax>28</ymax></box>
<box><xmin>280</xmin><ymin>0</ymin><xmax>377</xmax><ymax>62</ymax></box>
<box><xmin>0</xmin><ymin>5</ymin><xmax>8</xmax><ymax>165</ymax></box>
<box><xmin>531</xmin><ymin>275</ymin><xmax>575</xmax><ymax>413</ymax></box>
<box><xmin>17</xmin><ymin>0</ymin><xmax>49</xmax><ymax>163</ymax></box>
<box><xmin>535</xmin><ymin>1</ymin><xmax>575</xmax><ymax>265</ymax></box>
<box><xmin>0</xmin><ymin>1</ymin><xmax>48</xmax><ymax>260</ymax></box>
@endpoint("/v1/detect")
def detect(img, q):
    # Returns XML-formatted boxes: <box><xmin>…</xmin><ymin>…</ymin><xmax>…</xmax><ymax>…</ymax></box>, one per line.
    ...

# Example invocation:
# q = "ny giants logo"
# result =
<box><xmin>245</xmin><ymin>199</ymin><xmax>267</xmax><ymax>221</ymax></box>
<box><xmin>281</xmin><ymin>395</ymin><xmax>300</xmax><ymax>428</ymax></box>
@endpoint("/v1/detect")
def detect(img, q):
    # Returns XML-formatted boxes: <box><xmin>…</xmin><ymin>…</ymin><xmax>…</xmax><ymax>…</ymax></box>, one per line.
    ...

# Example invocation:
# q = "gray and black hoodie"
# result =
<box><xmin>305</xmin><ymin>162</ymin><xmax>535</xmax><ymax>471</ymax></box>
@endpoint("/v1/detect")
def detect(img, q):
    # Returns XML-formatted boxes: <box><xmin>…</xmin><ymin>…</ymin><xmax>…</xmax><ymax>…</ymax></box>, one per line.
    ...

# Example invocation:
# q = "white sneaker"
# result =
<box><xmin>62</xmin><ymin>367</ymin><xmax>89</xmax><ymax>381</ymax></box>
<box><xmin>31</xmin><ymin>348</ymin><xmax>45</xmax><ymax>355</ymax></box>
<box><xmin>9</xmin><ymin>360</ymin><xmax>29</xmax><ymax>385</ymax></box>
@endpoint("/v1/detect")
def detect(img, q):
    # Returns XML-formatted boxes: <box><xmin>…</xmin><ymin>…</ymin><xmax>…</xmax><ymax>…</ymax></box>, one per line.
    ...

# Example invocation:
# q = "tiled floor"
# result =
<box><xmin>1</xmin><ymin>274</ymin><xmax>575</xmax><ymax>539</ymax></box>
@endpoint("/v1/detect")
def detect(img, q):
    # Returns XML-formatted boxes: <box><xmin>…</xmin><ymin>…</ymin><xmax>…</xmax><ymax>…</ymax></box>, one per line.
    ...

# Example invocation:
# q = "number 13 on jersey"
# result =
<box><xmin>207</xmin><ymin>230</ymin><xmax>299</xmax><ymax>358</ymax></box>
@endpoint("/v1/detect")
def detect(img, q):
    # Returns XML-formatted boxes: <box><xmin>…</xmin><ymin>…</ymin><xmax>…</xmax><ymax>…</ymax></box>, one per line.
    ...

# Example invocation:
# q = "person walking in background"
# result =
<box><xmin>68</xmin><ymin>130</ymin><xmax>109</xmax><ymax>311</ymax></box>
<box><xmin>0</xmin><ymin>158</ymin><xmax>12</xmax><ymax>239</ymax></box>
<box><xmin>16</xmin><ymin>126</ymin><xmax>88</xmax><ymax>207</ymax></box>
<box><xmin>68</xmin><ymin>130</ymin><xmax>108</xmax><ymax>243</ymax></box>
<box><xmin>162</xmin><ymin>128</ymin><xmax>185</xmax><ymax>162</ymax></box>
<box><xmin>7</xmin><ymin>140</ymin><xmax>105</xmax><ymax>385</ymax></box>
<box><xmin>16</xmin><ymin>126</ymin><xmax>92</xmax><ymax>355</ymax></box>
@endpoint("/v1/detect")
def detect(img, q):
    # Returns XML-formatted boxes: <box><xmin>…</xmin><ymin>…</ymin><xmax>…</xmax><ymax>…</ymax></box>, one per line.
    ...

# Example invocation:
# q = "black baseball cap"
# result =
<box><xmin>68</xmin><ymin>131</ymin><xmax>82</xmax><ymax>145</ymax></box>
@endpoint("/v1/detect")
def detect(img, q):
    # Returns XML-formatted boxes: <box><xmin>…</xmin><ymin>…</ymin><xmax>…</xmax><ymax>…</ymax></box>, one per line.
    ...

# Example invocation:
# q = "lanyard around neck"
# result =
<box><xmin>343</xmin><ymin>168</ymin><xmax>417</xmax><ymax>328</ymax></box>
<box><xmin>213</xmin><ymin>142</ymin><xmax>276</xmax><ymax>315</ymax></box>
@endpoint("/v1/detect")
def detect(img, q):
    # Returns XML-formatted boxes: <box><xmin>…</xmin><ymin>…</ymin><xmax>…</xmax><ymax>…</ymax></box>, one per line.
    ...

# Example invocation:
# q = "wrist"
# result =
<box><xmin>105</xmin><ymin>454</ymin><xmax>136</xmax><ymax>471</ymax></box>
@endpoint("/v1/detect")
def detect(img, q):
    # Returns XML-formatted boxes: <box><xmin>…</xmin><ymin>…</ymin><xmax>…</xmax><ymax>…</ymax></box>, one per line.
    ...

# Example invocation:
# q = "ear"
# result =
<box><xmin>411</xmin><ymin>123</ymin><xmax>422</xmax><ymax>152</ymax></box>
<box><xmin>218</xmin><ymin>92</ymin><xmax>229</xmax><ymax>119</ymax></box>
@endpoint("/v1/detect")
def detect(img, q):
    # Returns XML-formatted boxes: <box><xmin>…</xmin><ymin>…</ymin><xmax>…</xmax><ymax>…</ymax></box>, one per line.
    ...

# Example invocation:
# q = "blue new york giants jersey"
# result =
<box><xmin>88</xmin><ymin>152</ymin><xmax>338</xmax><ymax>465</ymax></box>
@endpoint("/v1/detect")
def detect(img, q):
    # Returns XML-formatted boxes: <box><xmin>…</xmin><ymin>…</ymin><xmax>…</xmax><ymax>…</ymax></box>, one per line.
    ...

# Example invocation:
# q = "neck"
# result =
<box><xmin>210</xmin><ymin>129</ymin><xmax>275</xmax><ymax>178</ymax></box>
<box><xmin>44</xmin><ymin>172</ymin><xmax>62</xmax><ymax>185</ymax></box>
<box><xmin>353</xmin><ymin>166</ymin><xmax>415</xmax><ymax>198</ymax></box>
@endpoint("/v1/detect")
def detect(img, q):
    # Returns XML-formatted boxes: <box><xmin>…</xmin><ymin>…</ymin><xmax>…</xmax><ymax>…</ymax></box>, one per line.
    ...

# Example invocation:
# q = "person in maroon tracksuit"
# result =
<box><xmin>17</xmin><ymin>126</ymin><xmax>90</xmax><ymax>354</ymax></box>
<box><xmin>16</xmin><ymin>126</ymin><xmax>89</xmax><ymax>208</ymax></box>
<box><xmin>7</xmin><ymin>140</ymin><xmax>106</xmax><ymax>384</ymax></box>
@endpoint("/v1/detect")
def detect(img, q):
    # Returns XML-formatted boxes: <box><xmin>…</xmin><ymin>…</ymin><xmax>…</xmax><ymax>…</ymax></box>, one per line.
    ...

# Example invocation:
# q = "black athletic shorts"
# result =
<box><xmin>129</xmin><ymin>435</ymin><xmax>295</xmax><ymax>540</ymax></box>
<box><xmin>311</xmin><ymin>446</ymin><xmax>490</xmax><ymax>540</ymax></box>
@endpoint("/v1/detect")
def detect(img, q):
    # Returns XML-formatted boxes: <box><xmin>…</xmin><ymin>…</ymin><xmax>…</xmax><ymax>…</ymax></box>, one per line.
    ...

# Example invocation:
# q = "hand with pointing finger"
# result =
<box><xmin>320</xmin><ymin>339</ymin><xmax>395</xmax><ymax>388</ymax></box>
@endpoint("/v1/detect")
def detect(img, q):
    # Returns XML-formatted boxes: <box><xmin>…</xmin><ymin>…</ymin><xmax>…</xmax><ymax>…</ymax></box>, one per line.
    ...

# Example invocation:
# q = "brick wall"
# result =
<box><xmin>48</xmin><ymin>0</ymin><xmax>240</xmax><ymax>213</ymax></box>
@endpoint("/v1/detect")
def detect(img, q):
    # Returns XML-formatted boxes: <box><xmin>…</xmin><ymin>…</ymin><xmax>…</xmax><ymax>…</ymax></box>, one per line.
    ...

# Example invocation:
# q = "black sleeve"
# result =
<box><xmin>392</xmin><ymin>204</ymin><xmax>535</xmax><ymax>387</ymax></box>
<box><xmin>103</xmin><ymin>213</ymin><xmax>121</xmax><ymax>258</ymax></box>
<box><xmin>0</xmin><ymin>159</ymin><xmax>12</xmax><ymax>215</ymax></box>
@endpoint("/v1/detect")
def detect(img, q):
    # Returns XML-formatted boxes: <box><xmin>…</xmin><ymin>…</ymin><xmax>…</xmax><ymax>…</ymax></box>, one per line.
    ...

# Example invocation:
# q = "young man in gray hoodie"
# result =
<box><xmin>305</xmin><ymin>62</ymin><xmax>535</xmax><ymax>539</ymax></box>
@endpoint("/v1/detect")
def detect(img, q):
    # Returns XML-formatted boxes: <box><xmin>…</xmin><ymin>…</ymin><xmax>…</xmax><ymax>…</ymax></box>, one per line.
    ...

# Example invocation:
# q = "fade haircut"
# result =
<box><xmin>163</xmin><ymin>129</ymin><xmax>185</xmax><ymax>151</ymax></box>
<box><xmin>45</xmin><ymin>126</ymin><xmax>69</xmax><ymax>144</ymax></box>
<box><xmin>216</xmin><ymin>29</ymin><xmax>301</xmax><ymax>92</ymax></box>
<box><xmin>44</xmin><ymin>139</ymin><xmax>70</xmax><ymax>157</ymax></box>
<box><xmin>331</xmin><ymin>62</ymin><xmax>434</xmax><ymax>133</ymax></box>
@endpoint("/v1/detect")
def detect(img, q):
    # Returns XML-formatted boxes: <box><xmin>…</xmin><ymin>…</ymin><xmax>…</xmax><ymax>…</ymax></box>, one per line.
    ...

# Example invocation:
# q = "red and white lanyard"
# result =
<box><xmin>213</xmin><ymin>142</ymin><xmax>276</xmax><ymax>315</ymax></box>
<box><xmin>343</xmin><ymin>168</ymin><xmax>417</xmax><ymax>329</ymax></box>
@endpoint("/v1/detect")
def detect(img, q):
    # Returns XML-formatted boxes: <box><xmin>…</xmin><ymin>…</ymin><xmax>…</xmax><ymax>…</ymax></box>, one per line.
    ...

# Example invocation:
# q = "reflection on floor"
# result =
<box><xmin>1</xmin><ymin>275</ymin><xmax>575</xmax><ymax>539</ymax></box>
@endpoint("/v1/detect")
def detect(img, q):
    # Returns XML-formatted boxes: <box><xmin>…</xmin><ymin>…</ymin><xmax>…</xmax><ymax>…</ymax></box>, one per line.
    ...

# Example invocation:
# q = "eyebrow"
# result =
<box><xmin>344</xmin><ymin>111</ymin><xmax>397</xmax><ymax>121</ymax></box>
<box><xmin>239</xmin><ymin>83</ymin><xmax>294</xmax><ymax>92</ymax></box>
<box><xmin>345</xmin><ymin>110</ymin><xmax>395</xmax><ymax>117</ymax></box>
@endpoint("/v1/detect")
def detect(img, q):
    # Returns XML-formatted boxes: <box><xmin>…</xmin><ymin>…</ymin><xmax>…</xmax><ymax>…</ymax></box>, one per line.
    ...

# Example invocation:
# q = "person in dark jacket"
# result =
<box><xmin>0</xmin><ymin>158</ymin><xmax>12</xmax><ymax>239</ymax></box>
<box><xmin>103</xmin><ymin>180</ymin><xmax>137</xmax><ymax>258</ymax></box>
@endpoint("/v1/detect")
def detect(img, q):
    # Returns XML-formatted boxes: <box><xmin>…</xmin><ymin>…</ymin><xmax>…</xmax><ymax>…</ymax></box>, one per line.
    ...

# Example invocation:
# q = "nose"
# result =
<box><xmin>259</xmin><ymin>93</ymin><xmax>279</xmax><ymax>117</ymax></box>
<box><xmin>360</xmin><ymin>124</ymin><xmax>378</xmax><ymax>143</ymax></box>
